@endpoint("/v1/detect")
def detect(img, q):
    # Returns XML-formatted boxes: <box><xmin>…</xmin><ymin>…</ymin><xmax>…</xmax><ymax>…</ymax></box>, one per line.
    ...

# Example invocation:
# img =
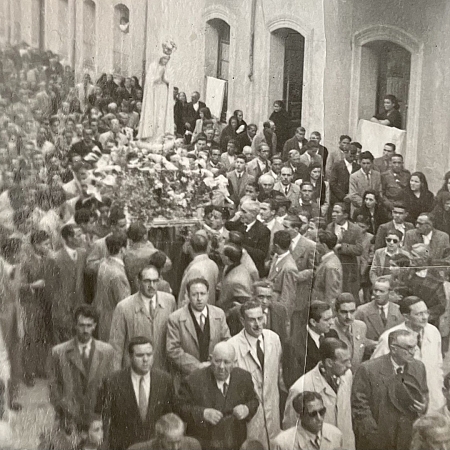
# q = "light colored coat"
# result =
<box><xmin>178</xmin><ymin>254</ymin><xmax>219</xmax><ymax>307</ymax></box>
<box><xmin>272</xmin><ymin>422</ymin><xmax>343</xmax><ymax>450</ymax></box>
<box><xmin>109</xmin><ymin>291</ymin><xmax>176</xmax><ymax>371</ymax></box>
<box><xmin>311</xmin><ymin>251</ymin><xmax>343</xmax><ymax>305</ymax></box>
<box><xmin>229</xmin><ymin>329</ymin><xmax>282</xmax><ymax>449</ymax></box>
<box><xmin>371</xmin><ymin>322</ymin><xmax>445</xmax><ymax>413</ymax></box>
<box><xmin>93</xmin><ymin>257</ymin><xmax>131</xmax><ymax>341</ymax></box>
<box><xmin>274</xmin><ymin>182</ymin><xmax>301</xmax><ymax>210</ymax></box>
<box><xmin>348</xmin><ymin>169</ymin><xmax>382</xmax><ymax>214</ymax></box>
<box><xmin>369</xmin><ymin>247</ymin><xmax>410</xmax><ymax>284</ymax></box>
<box><xmin>283</xmin><ymin>364</ymin><xmax>354</xmax><ymax>450</ymax></box>
<box><xmin>218</xmin><ymin>264</ymin><xmax>253</xmax><ymax>312</ymax></box>
<box><xmin>85</xmin><ymin>234</ymin><xmax>109</xmax><ymax>276</ymax></box>
<box><xmin>166</xmin><ymin>305</ymin><xmax>230</xmax><ymax>376</ymax></box>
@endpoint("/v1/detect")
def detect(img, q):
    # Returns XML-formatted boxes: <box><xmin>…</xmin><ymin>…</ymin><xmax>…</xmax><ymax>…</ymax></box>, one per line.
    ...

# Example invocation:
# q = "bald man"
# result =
<box><xmin>178</xmin><ymin>342</ymin><xmax>259</xmax><ymax>450</ymax></box>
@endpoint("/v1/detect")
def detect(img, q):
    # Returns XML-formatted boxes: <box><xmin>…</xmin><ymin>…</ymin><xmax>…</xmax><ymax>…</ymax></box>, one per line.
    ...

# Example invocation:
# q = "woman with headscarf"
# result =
<box><xmin>219</xmin><ymin>115</ymin><xmax>238</xmax><ymax>153</ymax></box>
<box><xmin>405</xmin><ymin>171</ymin><xmax>435</xmax><ymax>224</ymax></box>
<box><xmin>431</xmin><ymin>191</ymin><xmax>450</xmax><ymax>236</ymax></box>
<box><xmin>269</xmin><ymin>100</ymin><xmax>290</xmax><ymax>154</ymax></box>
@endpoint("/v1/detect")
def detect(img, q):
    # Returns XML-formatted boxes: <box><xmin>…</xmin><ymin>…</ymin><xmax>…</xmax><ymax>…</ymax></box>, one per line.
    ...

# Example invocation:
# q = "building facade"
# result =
<box><xmin>1</xmin><ymin>0</ymin><xmax>449</xmax><ymax>190</ymax></box>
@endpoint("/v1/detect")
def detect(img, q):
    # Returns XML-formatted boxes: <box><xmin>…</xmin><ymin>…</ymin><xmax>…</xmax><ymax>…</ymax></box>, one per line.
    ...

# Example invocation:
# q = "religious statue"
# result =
<box><xmin>138</xmin><ymin>40</ymin><xmax>176</xmax><ymax>141</ymax></box>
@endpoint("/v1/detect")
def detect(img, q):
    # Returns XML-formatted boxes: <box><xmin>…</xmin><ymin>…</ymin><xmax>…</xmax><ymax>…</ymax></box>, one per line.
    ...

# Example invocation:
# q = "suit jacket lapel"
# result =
<box><xmin>124</xmin><ymin>369</ymin><xmax>140</xmax><ymax>419</ymax></box>
<box><xmin>88</xmin><ymin>341</ymin><xmax>103</xmax><ymax>382</ymax></box>
<box><xmin>67</xmin><ymin>341</ymin><xmax>86</xmax><ymax>377</ymax></box>
<box><xmin>147</xmin><ymin>369</ymin><xmax>160</xmax><ymax>421</ymax></box>
<box><xmin>367</xmin><ymin>303</ymin><xmax>384</xmax><ymax>337</ymax></box>
<box><xmin>181</xmin><ymin>307</ymin><xmax>199</xmax><ymax>347</ymax></box>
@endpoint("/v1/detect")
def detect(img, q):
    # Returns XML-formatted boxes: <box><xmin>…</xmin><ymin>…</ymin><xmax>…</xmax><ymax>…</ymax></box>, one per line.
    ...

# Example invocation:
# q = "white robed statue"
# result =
<box><xmin>138</xmin><ymin>40</ymin><xmax>176</xmax><ymax>140</ymax></box>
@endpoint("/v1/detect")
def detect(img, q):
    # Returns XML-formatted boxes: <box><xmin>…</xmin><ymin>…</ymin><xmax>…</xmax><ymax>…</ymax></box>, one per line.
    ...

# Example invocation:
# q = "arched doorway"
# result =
<box><xmin>269</xmin><ymin>28</ymin><xmax>305</xmax><ymax>127</ymax></box>
<box><xmin>83</xmin><ymin>0</ymin><xmax>96</xmax><ymax>71</ymax></box>
<box><xmin>205</xmin><ymin>18</ymin><xmax>230</xmax><ymax>122</ymax></box>
<box><xmin>113</xmin><ymin>4</ymin><xmax>130</xmax><ymax>76</ymax></box>
<box><xmin>359</xmin><ymin>40</ymin><xmax>411</xmax><ymax>129</ymax></box>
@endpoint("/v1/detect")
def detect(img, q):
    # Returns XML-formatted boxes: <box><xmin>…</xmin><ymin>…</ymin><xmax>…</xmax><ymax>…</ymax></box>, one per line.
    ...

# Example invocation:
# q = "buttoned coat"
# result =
<box><xmin>178</xmin><ymin>254</ymin><xmax>219</xmax><ymax>307</ymax></box>
<box><xmin>311</xmin><ymin>252</ymin><xmax>343</xmax><ymax>305</ymax></box>
<box><xmin>352</xmin><ymin>354</ymin><xmax>428</xmax><ymax>450</ymax></box>
<box><xmin>371</xmin><ymin>322</ymin><xmax>445</xmax><ymax>413</ymax></box>
<box><xmin>348</xmin><ymin>169</ymin><xmax>382</xmax><ymax>213</ymax></box>
<box><xmin>49</xmin><ymin>339</ymin><xmax>114</xmax><ymax>425</ymax></box>
<box><xmin>229</xmin><ymin>329</ymin><xmax>282</xmax><ymax>449</ymax></box>
<box><xmin>227</xmin><ymin>170</ymin><xmax>255</xmax><ymax>206</ymax></box>
<box><xmin>329</xmin><ymin>159</ymin><xmax>360</xmax><ymax>204</ymax></box>
<box><xmin>354</xmin><ymin>300</ymin><xmax>404</xmax><ymax>342</ymax></box>
<box><xmin>267</xmin><ymin>253</ymin><xmax>299</xmax><ymax>316</ymax></box>
<box><xmin>93</xmin><ymin>257</ymin><xmax>131</xmax><ymax>341</ymax></box>
<box><xmin>246</xmin><ymin>158</ymin><xmax>270</xmax><ymax>180</ymax></box>
<box><xmin>109</xmin><ymin>292</ymin><xmax>176</xmax><ymax>371</ymax></box>
<box><xmin>283</xmin><ymin>364</ymin><xmax>355</xmax><ymax>450</ymax></box>
<box><xmin>404</xmin><ymin>228</ymin><xmax>450</xmax><ymax>260</ymax></box>
<box><xmin>271</xmin><ymin>423</ymin><xmax>343</xmax><ymax>450</ymax></box>
<box><xmin>166</xmin><ymin>305</ymin><xmax>231</xmax><ymax>376</ymax></box>
<box><xmin>331</xmin><ymin>319</ymin><xmax>367</xmax><ymax>373</ymax></box>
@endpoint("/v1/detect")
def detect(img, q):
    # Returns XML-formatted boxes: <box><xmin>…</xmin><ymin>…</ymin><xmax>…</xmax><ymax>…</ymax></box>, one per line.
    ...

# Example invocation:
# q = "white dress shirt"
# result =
<box><xmin>307</xmin><ymin>326</ymin><xmax>322</xmax><ymax>348</ymax></box>
<box><xmin>64</xmin><ymin>244</ymin><xmax>77</xmax><ymax>261</ymax></box>
<box><xmin>131</xmin><ymin>369</ymin><xmax>151</xmax><ymax>404</ymax></box>
<box><xmin>246</xmin><ymin>220</ymin><xmax>257</xmax><ymax>232</ymax></box>
<box><xmin>141</xmin><ymin>293</ymin><xmax>156</xmax><ymax>315</ymax></box>
<box><xmin>344</xmin><ymin>158</ymin><xmax>353</xmax><ymax>174</ymax></box>
<box><xmin>216</xmin><ymin>375</ymin><xmax>231</xmax><ymax>394</ymax></box>
<box><xmin>422</xmin><ymin>231</ymin><xmax>433</xmax><ymax>246</ymax></box>
<box><xmin>78</xmin><ymin>339</ymin><xmax>92</xmax><ymax>358</ymax></box>
<box><xmin>244</xmin><ymin>330</ymin><xmax>264</xmax><ymax>354</ymax></box>
<box><xmin>192</xmin><ymin>306</ymin><xmax>208</xmax><ymax>328</ymax></box>
<box><xmin>378</xmin><ymin>303</ymin><xmax>389</xmax><ymax>318</ymax></box>
<box><xmin>291</xmin><ymin>233</ymin><xmax>301</xmax><ymax>250</ymax></box>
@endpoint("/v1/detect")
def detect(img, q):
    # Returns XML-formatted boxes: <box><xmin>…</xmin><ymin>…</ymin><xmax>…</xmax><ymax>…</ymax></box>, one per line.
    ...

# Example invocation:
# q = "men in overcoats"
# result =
<box><xmin>228</xmin><ymin>300</ymin><xmax>283</xmax><ymax>449</ymax></box>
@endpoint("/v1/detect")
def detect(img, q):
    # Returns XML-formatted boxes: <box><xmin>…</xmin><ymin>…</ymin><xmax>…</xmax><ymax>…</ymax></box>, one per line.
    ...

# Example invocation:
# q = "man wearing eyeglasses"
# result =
<box><xmin>272</xmin><ymin>391</ymin><xmax>342</xmax><ymax>450</ymax></box>
<box><xmin>283</xmin><ymin>338</ymin><xmax>354</xmax><ymax>449</ymax></box>
<box><xmin>371</xmin><ymin>296</ymin><xmax>444</xmax><ymax>414</ymax></box>
<box><xmin>352</xmin><ymin>329</ymin><xmax>428</xmax><ymax>450</ymax></box>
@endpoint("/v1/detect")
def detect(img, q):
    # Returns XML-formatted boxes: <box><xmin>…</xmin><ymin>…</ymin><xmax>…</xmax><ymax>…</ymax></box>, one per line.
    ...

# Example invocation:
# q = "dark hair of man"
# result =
<box><xmin>128</xmin><ymin>336</ymin><xmax>153</xmax><ymax>355</ymax></box>
<box><xmin>261</xmin><ymin>197</ymin><xmax>277</xmax><ymax>212</ymax></box>
<box><xmin>233</xmin><ymin>109</ymin><xmax>242</xmax><ymax>118</ymax></box>
<box><xmin>252</xmin><ymin>280</ymin><xmax>274</xmax><ymax>294</ymax></box>
<box><xmin>388</xmin><ymin>329</ymin><xmax>412</xmax><ymax>347</ymax></box>
<box><xmin>74</xmin><ymin>208</ymin><xmax>92</xmax><ymax>226</ymax></box>
<box><xmin>300</xmin><ymin>181</ymin><xmax>313</xmax><ymax>190</ymax></box>
<box><xmin>333</xmin><ymin>202</ymin><xmax>350</xmax><ymax>216</ymax></box>
<box><xmin>263</xmin><ymin>121</ymin><xmax>271</xmax><ymax>129</ymax></box>
<box><xmin>386</xmin><ymin>229</ymin><xmax>403</xmax><ymax>241</ymax></box>
<box><xmin>240</xmin><ymin>299</ymin><xmax>262</xmax><ymax>318</ymax></box>
<box><xmin>61</xmin><ymin>224</ymin><xmax>75</xmax><ymax>241</ymax></box>
<box><xmin>271</xmin><ymin>155</ymin><xmax>282</xmax><ymax>163</ymax></box>
<box><xmin>138</xmin><ymin>264</ymin><xmax>161</xmax><ymax>280</ymax></box>
<box><xmin>339</xmin><ymin>135</ymin><xmax>351</xmax><ymax>142</ymax></box>
<box><xmin>391</xmin><ymin>201</ymin><xmax>407</xmax><ymax>212</ymax></box>
<box><xmin>30</xmin><ymin>230</ymin><xmax>50</xmax><ymax>246</ymax></box>
<box><xmin>105</xmin><ymin>234</ymin><xmax>127</xmax><ymax>256</ymax></box>
<box><xmin>335</xmin><ymin>293</ymin><xmax>356</xmax><ymax>312</ymax></box>
<box><xmin>196</xmin><ymin>133</ymin><xmax>207</xmax><ymax>143</ymax></box>
<box><xmin>246</xmin><ymin>181</ymin><xmax>260</xmax><ymax>192</ymax></box>
<box><xmin>227</xmin><ymin>139</ymin><xmax>237</xmax><ymax>147</ymax></box>
<box><xmin>190</xmin><ymin>233</ymin><xmax>208</xmax><ymax>253</ymax></box>
<box><xmin>148</xmin><ymin>250</ymin><xmax>167</xmax><ymax>271</ymax></box>
<box><xmin>248</xmin><ymin>124</ymin><xmax>257</xmax><ymax>131</ymax></box>
<box><xmin>74</xmin><ymin>304</ymin><xmax>99</xmax><ymax>324</ymax></box>
<box><xmin>228</xmin><ymin>231</ymin><xmax>244</xmax><ymax>246</ymax></box>
<box><xmin>391</xmin><ymin>153</ymin><xmax>403</xmax><ymax>161</ymax></box>
<box><xmin>223</xmin><ymin>242</ymin><xmax>242</xmax><ymax>264</ymax></box>
<box><xmin>127</xmin><ymin>221</ymin><xmax>147</xmax><ymax>242</ymax></box>
<box><xmin>317</xmin><ymin>230</ymin><xmax>337</xmax><ymax>250</ymax></box>
<box><xmin>360</xmin><ymin>151</ymin><xmax>374</xmax><ymax>162</ymax></box>
<box><xmin>1</xmin><ymin>238</ymin><xmax>22</xmax><ymax>259</ymax></box>
<box><xmin>398</xmin><ymin>296</ymin><xmax>423</xmax><ymax>316</ymax></box>
<box><xmin>319</xmin><ymin>338</ymin><xmax>348</xmax><ymax>362</ymax></box>
<box><xmin>351</xmin><ymin>141</ymin><xmax>362</xmax><ymax>150</ymax></box>
<box><xmin>309</xmin><ymin>300</ymin><xmax>331</xmax><ymax>323</ymax></box>
<box><xmin>273</xmin><ymin>230</ymin><xmax>292</xmax><ymax>251</ymax></box>
<box><xmin>235</xmin><ymin>154</ymin><xmax>246</xmax><ymax>163</ymax></box>
<box><xmin>311</xmin><ymin>131</ymin><xmax>321</xmax><ymax>139</ymax></box>
<box><xmin>292</xmin><ymin>391</ymin><xmax>323</xmax><ymax>416</ymax></box>
<box><xmin>109</xmin><ymin>210</ymin><xmax>126</xmax><ymax>226</ymax></box>
<box><xmin>386</xmin><ymin>142</ymin><xmax>396</xmax><ymax>151</ymax></box>
<box><xmin>187</xmin><ymin>277</ymin><xmax>209</xmax><ymax>293</ymax></box>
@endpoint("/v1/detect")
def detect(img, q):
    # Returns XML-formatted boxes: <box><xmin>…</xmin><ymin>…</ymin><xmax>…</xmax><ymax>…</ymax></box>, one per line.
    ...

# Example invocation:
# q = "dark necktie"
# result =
<box><xmin>82</xmin><ymin>345</ymin><xmax>89</xmax><ymax>371</ymax></box>
<box><xmin>312</xmin><ymin>435</ymin><xmax>320</xmax><ymax>450</ymax></box>
<box><xmin>379</xmin><ymin>307</ymin><xmax>387</xmax><ymax>326</ymax></box>
<box><xmin>397</xmin><ymin>367</ymin><xmax>404</xmax><ymax>375</ymax></box>
<box><xmin>222</xmin><ymin>382</ymin><xmax>228</xmax><ymax>397</ymax></box>
<box><xmin>417</xmin><ymin>331</ymin><xmax>422</xmax><ymax>349</ymax></box>
<box><xmin>285</xmin><ymin>186</ymin><xmax>289</xmax><ymax>196</ymax></box>
<box><xmin>257</xmin><ymin>339</ymin><xmax>264</xmax><ymax>372</ymax></box>
<box><xmin>139</xmin><ymin>377</ymin><xmax>148</xmax><ymax>421</ymax></box>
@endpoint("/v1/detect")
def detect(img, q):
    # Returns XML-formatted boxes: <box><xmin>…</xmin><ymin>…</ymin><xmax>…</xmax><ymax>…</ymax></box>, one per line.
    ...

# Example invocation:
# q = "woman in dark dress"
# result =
<box><xmin>405</xmin><ymin>171</ymin><xmax>434</xmax><ymax>224</ymax></box>
<box><xmin>269</xmin><ymin>100</ymin><xmax>290</xmax><ymax>154</ymax></box>
<box><xmin>371</xmin><ymin>94</ymin><xmax>402</xmax><ymax>129</ymax></box>
<box><xmin>174</xmin><ymin>91</ymin><xmax>189</xmax><ymax>136</ymax></box>
<box><xmin>431</xmin><ymin>191</ymin><xmax>450</xmax><ymax>236</ymax></box>
<box><xmin>219</xmin><ymin>115</ymin><xmax>238</xmax><ymax>153</ymax></box>
<box><xmin>352</xmin><ymin>189</ymin><xmax>389</xmax><ymax>235</ymax></box>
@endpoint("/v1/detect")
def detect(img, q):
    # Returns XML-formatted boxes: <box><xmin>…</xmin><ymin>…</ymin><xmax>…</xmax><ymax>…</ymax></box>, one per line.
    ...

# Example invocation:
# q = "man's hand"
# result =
<box><xmin>411</xmin><ymin>399</ymin><xmax>427</xmax><ymax>414</ymax></box>
<box><xmin>232</xmin><ymin>405</ymin><xmax>249</xmax><ymax>420</ymax></box>
<box><xmin>203</xmin><ymin>408</ymin><xmax>223</xmax><ymax>425</ymax></box>
<box><xmin>31</xmin><ymin>279</ymin><xmax>45</xmax><ymax>289</ymax></box>
<box><xmin>199</xmin><ymin>362</ymin><xmax>211</xmax><ymax>369</ymax></box>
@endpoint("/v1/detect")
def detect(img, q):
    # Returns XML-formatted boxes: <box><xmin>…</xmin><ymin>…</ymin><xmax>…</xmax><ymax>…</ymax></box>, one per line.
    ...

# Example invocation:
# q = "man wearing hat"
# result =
<box><xmin>352</xmin><ymin>329</ymin><xmax>428</xmax><ymax>450</ymax></box>
<box><xmin>372</xmin><ymin>296</ymin><xmax>445</xmax><ymax>413</ymax></box>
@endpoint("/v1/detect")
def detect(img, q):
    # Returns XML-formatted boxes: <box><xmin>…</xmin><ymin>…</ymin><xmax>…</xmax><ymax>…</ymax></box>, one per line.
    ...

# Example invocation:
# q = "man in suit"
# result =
<box><xmin>227</xmin><ymin>155</ymin><xmax>255</xmax><ymax>206</ymax></box>
<box><xmin>258</xmin><ymin>198</ymin><xmax>284</xmax><ymax>246</ymax></box>
<box><xmin>273</xmin><ymin>392</ymin><xmax>343</xmax><ymax>450</ymax></box>
<box><xmin>331</xmin><ymin>293</ymin><xmax>367</xmax><ymax>373</ymax></box>
<box><xmin>49</xmin><ymin>305</ymin><xmax>114</xmax><ymax>429</ymax></box>
<box><xmin>206</xmin><ymin>148</ymin><xmax>227</xmax><ymax>177</ymax></box>
<box><xmin>355</xmin><ymin>276</ymin><xmax>404</xmax><ymax>352</ymax></box>
<box><xmin>109</xmin><ymin>265</ymin><xmax>176</xmax><ymax>372</ymax></box>
<box><xmin>177</xmin><ymin>342</ymin><xmax>259</xmax><ymax>450</ymax></box>
<box><xmin>349</xmin><ymin>151</ymin><xmax>382</xmax><ymax>214</ymax></box>
<box><xmin>46</xmin><ymin>224</ymin><xmax>87</xmax><ymax>344</ymax></box>
<box><xmin>404</xmin><ymin>212</ymin><xmax>450</xmax><ymax>260</ymax></box>
<box><xmin>381</xmin><ymin>154</ymin><xmax>411</xmax><ymax>210</ymax></box>
<box><xmin>298</xmin><ymin>182</ymin><xmax>320</xmax><ymax>219</ymax></box>
<box><xmin>267</xmin><ymin>230</ymin><xmax>299</xmax><ymax>316</ymax></box>
<box><xmin>221</xmin><ymin>139</ymin><xmax>238</xmax><ymax>172</ymax></box>
<box><xmin>225</xmin><ymin>200</ymin><xmax>270</xmax><ymax>278</ymax></box>
<box><xmin>285</xmin><ymin>149</ymin><xmax>309</xmax><ymax>183</ymax></box>
<box><xmin>374</xmin><ymin>202</ymin><xmax>414</xmax><ymax>249</ymax></box>
<box><xmin>283</xmin><ymin>301</ymin><xmax>339</xmax><ymax>389</ymax></box>
<box><xmin>325</xmin><ymin>134</ymin><xmax>351</xmax><ymax>179</ymax></box>
<box><xmin>352</xmin><ymin>329</ymin><xmax>428</xmax><ymax>450</ymax></box>
<box><xmin>128</xmin><ymin>413</ymin><xmax>201</xmax><ymax>450</ymax></box>
<box><xmin>93</xmin><ymin>234</ymin><xmax>130</xmax><ymax>341</ymax></box>
<box><xmin>373</xmin><ymin>142</ymin><xmax>396</xmax><ymax>173</ymax></box>
<box><xmin>329</xmin><ymin>144</ymin><xmax>360</xmax><ymax>206</ymax></box>
<box><xmin>312</xmin><ymin>230</ymin><xmax>343</xmax><ymax>305</ymax></box>
<box><xmin>228</xmin><ymin>300</ymin><xmax>284</xmax><ymax>449</ymax></box>
<box><xmin>283</xmin><ymin>339</ymin><xmax>354</xmax><ymax>450</ymax></box>
<box><xmin>185</xmin><ymin>91</ymin><xmax>206</xmax><ymax>131</ymax></box>
<box><xmin>309</xmin><ymin>131</ymin><xmax>329</xmax><ymax>168</ymax></box>
<box><xmin>178</xmin><ymin>233</ymin><xmax>219</xmax><ymax>307</ymax></box>
<box><xmin>237</xmin><ymin>123</ymin><xmax>258</xmax><ymax>153</ymax></box>
<box><xmin>327</xmin><ymin>202</ymin><xmax>363</xmax><ymax>300</ymax></box>
<box><xmin>166</xmin><ymin>278</ymin><xmax>231</xmax><ymax>377</ymax></box>
<box><xmin>96</xmin><ymin>336</ymin><xmax>175</xmax><ymax>450</ymax></box>
<box><xmin>299</xmin><ymin>141</ymin><xmax>323</xmax><ymax>167</ymax></box>
<box><xmin>372</xmin><ymin>296</ymin><xmax>445</xmax><ymax>413</ymax></box>
<box><xmin>282</xmin><ymin>126</ymin><xmax>308</xmax><ymax>161</ymax></box>
<box><xmin>273</xmin><ymin>165</ymin><xmax>301</xmax><ymax>210</ymax></box>
<box><xmin>69</xmin><ymin>127</ymin><xmax>102</xmax><ymax>159</ymax></box>
<box><xmin>124</xmin><ymin>222</ymin><xmax>171</xmax><ymax>294</ymax></box>
<box><xmin>246</xmin><ymin>143</ymin><xmax>271</xmax><ymax>180</ymax></box>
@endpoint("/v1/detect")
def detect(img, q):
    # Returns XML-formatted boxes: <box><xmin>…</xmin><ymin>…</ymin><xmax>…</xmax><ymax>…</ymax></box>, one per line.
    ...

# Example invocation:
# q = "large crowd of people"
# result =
<box><xmin>0</xmin><ymin>41</ymin><xmax>450</xmax><ymax>450</ymax></box>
